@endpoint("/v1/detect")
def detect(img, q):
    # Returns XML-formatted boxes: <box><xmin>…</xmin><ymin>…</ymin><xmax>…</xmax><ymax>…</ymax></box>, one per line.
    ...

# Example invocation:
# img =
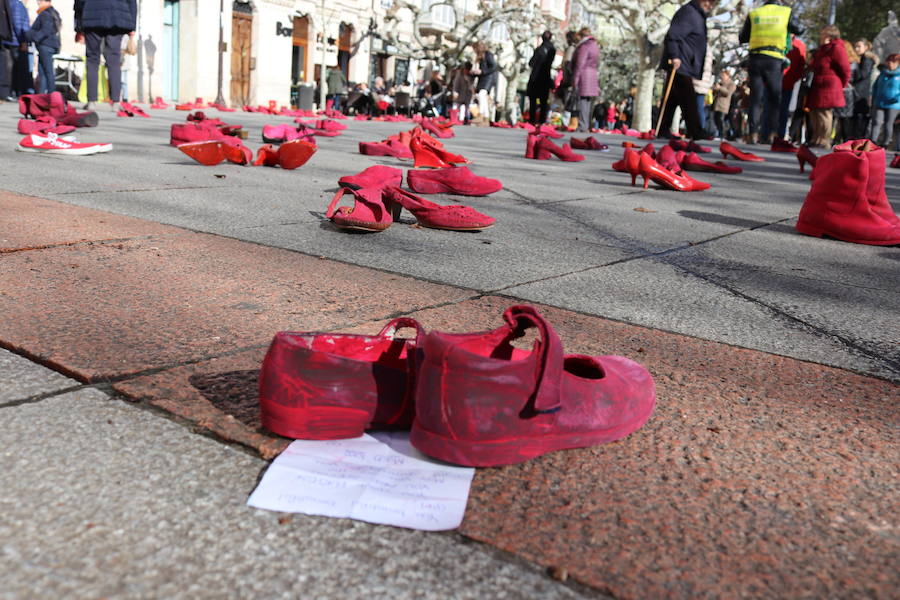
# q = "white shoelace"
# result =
<box><xmin>41</xmin><ymin>133</ymin><xmax>72</xmax><ymax>148</ymax></box>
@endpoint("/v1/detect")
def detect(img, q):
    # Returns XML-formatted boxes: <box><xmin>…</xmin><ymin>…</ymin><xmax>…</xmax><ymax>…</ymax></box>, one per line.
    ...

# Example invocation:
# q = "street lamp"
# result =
<box><xmin>215</xmin><ymin>0</ymin><xmax>226</xmax><ymax>105</ymax></box>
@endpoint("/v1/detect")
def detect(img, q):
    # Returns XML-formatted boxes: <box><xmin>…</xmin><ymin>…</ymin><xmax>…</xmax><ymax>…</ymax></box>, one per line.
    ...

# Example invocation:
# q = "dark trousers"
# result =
<box><xmin>85</xmin><ymin>31</ymin><xmax>123</xmax><ymax>102</ymax></box>
<box><xmin>748</xmin><ymin>54</ymin><xmax>783</xmax><ymax>138</ymax></box>
<box><xmin>713</xmin><ymin>110</ymin><xmax>727</xmax><ymax>138</ymax></box>
<box><xmin>0</xmin><ymin>45</ymin><xmax>33</xmax><ymax>97</ymax></box>
<box><xmin>528</xmin><ymin>92</ymin><xmax>550</xmax><ymax>124</ymax></box>
<box><xmin>658</xmin><ymin>72</ymin><xmax>703</xmax><ymax>138</ymax></box>
<box><xmin>36</xmin><ymin>45</ymin><xmax>56</xmax><ymax>94</ymax></box>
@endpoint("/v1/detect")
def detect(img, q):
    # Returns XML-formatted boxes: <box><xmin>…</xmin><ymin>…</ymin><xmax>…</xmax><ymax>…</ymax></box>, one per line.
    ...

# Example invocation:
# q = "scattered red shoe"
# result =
<box><xmin>326</xmin><ymin>186</ymin><xmax>397</xmax><ymax>232</ymax></box>
<box><xmin>570</xmin><ymin>136</ymin><xmax>608</xmax><ymax>151</ymax></box>
<box><xmin>383</xmin><ymin>186</ymin><xmax>495</xmax><ymax>231</ymax></box>
<box><xmin>338</xmin><ymin>165</ymin><xmax>403</xmax><ymax>190</ymax></box>
<box><xmin>682</xmin><ymin>152</ymin><xmax>743</xmax><ymax>174</ymax></box>
<box><xmin>409</xmin><ymin>305</ymin><xmax>656</xmax><ymax>467</ymax></box>
<box><xmin>17</xmin><ymin>133</ymin><xmax>111</xmax><ymax>155</ymax></box>
<box><xmin>407</xmin><ymin>166</ymin><xmax>502</xmax><ymax>196</ymax></box>
<box><xmin>771</xmin><ymin>137</ymin><xmax>799</xmax><ymax>153</ymax></box>
<box><xmin>720</xmin><ymin>141</ymin><xmax>764</xmax><ymax>162</ymax></box>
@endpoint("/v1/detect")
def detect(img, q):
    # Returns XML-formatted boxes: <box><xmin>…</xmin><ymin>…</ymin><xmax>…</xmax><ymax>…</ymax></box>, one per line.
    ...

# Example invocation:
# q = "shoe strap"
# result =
<box><xmin>502</xmin><ymin>305</ymin><xmax>563</xmax><ymax>414</ymax></box>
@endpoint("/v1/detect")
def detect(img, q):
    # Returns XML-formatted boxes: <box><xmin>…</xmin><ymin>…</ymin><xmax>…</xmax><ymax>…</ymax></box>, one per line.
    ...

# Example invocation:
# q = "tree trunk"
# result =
<box><xmin>632</xmin><ymin>39</ymin><xmax>658</xmax><ymax>133</ymax></box>
<box><xmin>503</xmin><ymin>66</ymin><xmax>520</xmax><ymax>123</ymax></box>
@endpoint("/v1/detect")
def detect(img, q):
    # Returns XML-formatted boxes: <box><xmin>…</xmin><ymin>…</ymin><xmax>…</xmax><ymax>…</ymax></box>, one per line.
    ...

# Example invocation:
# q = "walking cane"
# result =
<box><xmin>655</xmin><ymin>61</ymin><xmax>678</xmax><ymax>134</ymax></box>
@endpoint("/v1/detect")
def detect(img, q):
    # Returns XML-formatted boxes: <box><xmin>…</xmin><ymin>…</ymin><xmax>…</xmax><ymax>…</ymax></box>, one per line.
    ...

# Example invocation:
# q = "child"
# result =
<box><xmin>870</xmin><ymin>53</ymin><xmax>899</xmax><ymax>149</ymax></box>
<box><xmin>606</xmin><ymin>102</ymin><xmax>617</xmax><ymax>130</ymax></box>
<box><xmin>26</xmin><ymin>0</ymin><xmax>61</xmax><ymax>94</ymax></box>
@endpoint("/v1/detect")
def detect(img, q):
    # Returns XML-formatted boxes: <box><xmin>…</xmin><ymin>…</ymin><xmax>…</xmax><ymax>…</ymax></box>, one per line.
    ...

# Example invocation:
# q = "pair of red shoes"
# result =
<box><xmin>327</xmin><ymin>166</ymin><xmax>494</xmax><ymax>232</ymax></box>
<box><xmin>259</xmin><ymin>305</ymin><xmax>656</xmax><ymax>467</ymax></box>
<box><xmin>178</xmin><ymin>138</ymin><xmax>316</xmax><ymax>169</ymax></box>
<box><xmin>796</xmin><ymin>139</ymin><xmax>900</xmax><ymax>245</ymax></box>
<box><xmin>116</xmin><ymin>101</ymin><xmax>150</xmax><ymax>118</ymax></box>
<box><xmin>525</xmin><ymin>133</ymin><xmax>585</xmax><ymax>161</ymax></box>
<box><xmin>613</xmin><ymin>148</ymin><xmax>711</xmax><ymax>191</ymax></box>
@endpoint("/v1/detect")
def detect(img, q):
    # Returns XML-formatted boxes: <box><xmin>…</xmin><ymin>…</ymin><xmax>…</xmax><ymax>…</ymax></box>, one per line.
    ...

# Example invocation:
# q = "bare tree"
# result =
<box><xmin>574</xmin><ymin>0</ymin><xmax>747</xmax><ymax>131</ymax></box>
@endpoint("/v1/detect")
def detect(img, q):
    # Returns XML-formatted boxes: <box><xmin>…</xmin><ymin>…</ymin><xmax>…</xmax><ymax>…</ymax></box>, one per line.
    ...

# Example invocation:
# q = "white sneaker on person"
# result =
<box><xmin>17</xmin><ymin>133</ymin><xmax>113</xmax><ymax>155</ymax></box>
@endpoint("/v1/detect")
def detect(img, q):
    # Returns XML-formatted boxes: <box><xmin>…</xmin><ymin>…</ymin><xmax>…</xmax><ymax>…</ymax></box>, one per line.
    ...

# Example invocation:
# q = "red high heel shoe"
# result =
<box><xmin>655</xmin><ymin>145</ymin><xmax>682</xmax><ymax>172</ymax></box>
<box><xmin>382</xmin><ymin>186</ymin><xmax>495</xmax><ymax>231</ymax></box>
<box><xmin>535</xmin><ymin>137</ymin><xmax>585</xmax><ymax>161</ymax></box>
<box><xmin>720</xmin><ymin>141</ymin><xmax>764</xmax><ymax>162</ymax></box>
<box><xmin>617</xmin><ymin>148</ymin><xmax>642</xmax><ymax>186</ymax></box>
<box><xmin>410</xmin><ymin>134</ymin><xmax>468</xmax><ymax>168</ymax></box>
<box><xmin>637</xmin><ymin>153</ymin><xmax>710</xmax><ymax>191</ymax></box>
<box><xmin>797</xmin><ymin>145</ymin><xmax>818</xmax><ymax>173</ymax></box>
<box><xmin>682</xmin><ymin>152</ymin><xmax>743</xmax><ymax>174</ymax></box>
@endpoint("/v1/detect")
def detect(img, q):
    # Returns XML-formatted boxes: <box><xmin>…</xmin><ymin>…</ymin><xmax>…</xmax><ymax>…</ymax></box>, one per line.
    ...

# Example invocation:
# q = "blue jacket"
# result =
<box><xmin>871</xmin><ymin>65</ymin><xmax>900</xmax><ymax>110</ymax></box>
<box><xmin>26</xmin><ymin>6</ymin><xmax>60</xmax><ymax>51</ymax></box>
<box><xmin>3</xmin><ymin>0</ymin><xmax>28</xmax><ymax>47</ymax></box>
<box><xmin>74</xmin><ymin>0</ymin><xmax>136</xmax><ymax>33</ymax></box>
<box><xmin>660</xmin><ymin>0</ymin><xmax>709</xmax><ymax>80</ymax></box>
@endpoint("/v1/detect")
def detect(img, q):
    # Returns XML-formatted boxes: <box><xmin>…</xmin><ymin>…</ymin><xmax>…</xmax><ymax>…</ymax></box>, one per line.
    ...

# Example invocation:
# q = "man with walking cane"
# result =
<box><xmin>657</xmin><ymin>0</ymin><xmax>717</xmax><ymax>140</ymax></box>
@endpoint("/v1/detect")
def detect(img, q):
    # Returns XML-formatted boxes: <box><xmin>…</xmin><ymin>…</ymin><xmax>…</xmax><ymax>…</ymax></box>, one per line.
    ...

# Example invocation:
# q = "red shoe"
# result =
<box><xmin>177</xmin><ymin>140</ymin><xmax>228</xmax><ymax>165</ymax></box>
<box><xmin>409</xmin><ymin>305</ymin><xmax>656</xmax><ymax>467</ymax></box>
<box><xmin>276</xmin><ymin>139</ymin><xmax>317</xmax><ymax>170</ymax></box>
<box><xmin>17</xmin><ymin>133</ymin><xmax>112</xmax><ymax>155</ymax></box>
<box><xmin>410</xmin><ymin>135</ymin><xmax>469</xmax><ymax>168</ymax></box>
<box><xmin>891</xmin><ymin>154</ymin><xmax>900</xmax><ymax>169</ymax></box>
<box><xmin>637</xmin><ymin>129</ymin><xmax>656</xmax><ymax>140</ymax></box>
<box><xmin>339</xmin><ymin>165</ymin><xmax>403</xmax><ymax>190</ymax></box>
<box><xmin>834</xmin><ymin>139</ymin><xmax>900</xmax><ymax>227</ymax></box>
<box><xmin>538</xmin><ymin>124</ymin><xmax>564</xmax><ymax>138</ymax></box>
<box><xmin>358</xmin><ymin>139</ymin><xmax>413</xmax><ymax>159</ymax></box>
<box><xmin>259</xmin><ymin>318</ymin><xmax>424</xmax><ymax>439</ymax></box>
<box><xmin>326</xmin><ymin>186</ymin><xmax>396</xmax><ymax>232</ymax></box>
<box><xmin>221</xmin><ymin>141</ymin><xmax>253</xmax><ymax>165</ymax></box>
<box><xmin>150</xmin><ymin>96</ymin><xmax>168</xmax><ymax>109</ymax></box>
<box><xmin>796</xmin><ymin>142</ymin><xmax>900</xmax><ymax>244</ymax></box>
<box><xmin>383</xmin><ymin>186</ymin><xmax>495</xmax><ymax>230</ymax></box>
<box><xmin>720</xmin><ymin>141</ymin><xmax>764</xmax><ymax>162</ymax></box>
<box><xmin>638</xmin><ymin>153</ymin><xmax>710</xmax><ymax>191</ymax></box>
<box><xmin>797</xmin><ymin>145</ymin><xmax>818</xmax><ymax>174</ymax></box>
<box><xmin>615</xmin><ymin>148</ymin><xmax>642</xmax><ymax>186</ymax></box>
<box><xmin>17</xmin><ymin>116</ymin><xmax>75</xmax><ymax>135</ymax></box>
<box><xmin>682</xmin><ymin>152</ymin><xmax>743</xmax><ymax>174</ymax></box>
<box><xmin>535</xmin><ymin>137</ymin><xmax>585</xmax><ymax>161</ymax></box>
<box><xmin>640</xmin><ymin>143</ymin><xmax>656</xmax><ymax>158</ymax></box>
<box><xmin>175</xmin><ymin>103</ymin><xmax>196</xmax><ymax>111</ymax></box>
<box><xmin>655</xmin><ymin>145</ymin><xmax>682</xmax><ymax>172</ymax></box>
<box><xmin>118</xmin><ymin>101</ymin><xmax>150</xmax><ymax>117</ymax></box>
<box><xmin>771</xmin><ymin>137</ymin><xmax>799</xmax><ymax>153</ymax></box>
<box><xmin>253</xmin><ymin>144</ymin><xmax>280</xmax><ymax>167</ymax></box>
<box><xmin>622</xmin><ymin>141</ymin><xmax>637</xmax><ymax>148</ymax></box>
<box><xmin>525</xmin><ymin>132</ymin><xmax>544</xmax><ymax>159</ymax></box>
<box><xmin>419</xmin><ymin>118</ymin><xmax>454</xmax><ymax>139</ymax></box>
<box><xmin>570</xmin><ymin>136</ymin><xmax>608</xmax><ymax>151</ymax></box>
<box><xmin>170</xmin><ymin>122</ymin><xmax>226</xmax><ymax>146</ymax></box>
<box><xmin>407</xmin><ymin>166</ymin><xmax>502</xmax><ymax>196</ymax></box>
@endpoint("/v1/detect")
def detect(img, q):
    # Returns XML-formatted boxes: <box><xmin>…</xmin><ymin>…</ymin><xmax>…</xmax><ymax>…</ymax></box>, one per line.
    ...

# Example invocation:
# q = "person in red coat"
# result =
<box><xmin>805</xmin><ymin>24</ymin><xmax>851</xmax><ymax>148</ymax></box>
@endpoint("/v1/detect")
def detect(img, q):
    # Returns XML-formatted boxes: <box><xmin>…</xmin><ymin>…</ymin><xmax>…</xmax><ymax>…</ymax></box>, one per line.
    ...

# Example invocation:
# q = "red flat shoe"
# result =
<box><xmin>358</xmin><ymin>139</ymin><xmax>413</xmax><ymax>159</ymax></box>
<box><xmin>536</xmin><ymin>137</ymin><xmax>584</xmax><ymax>161</ymax></box>
<box><xmin>325</xmin><ymin>187</ymin><xmax>396</xmax><ymax>232</ymax></box>
<box><xmin>409</xmin><ymin>305</ymin><xmax>656</xmax><ymax>467</ymax></box>
<box><xmin>276</xmin><ymin>139</ymin><xmax>317</xmax><ymax>169</ymax></box>
<box><xmin>682</xmin><ymin>152</ymin><xmax>743</xmax><ymax>174</ymax></box>
<box><xmin>259</xmin><ymin>317</ymin><xmax>425</xmax><ymax>439</ymax></box>
<box><xmin>797</xmin><ymin>145</ymin><xmax>818</xmax><ymax>174</ymax></box>
<box><xmin>339</xmin><ymin>165</ymin><xmax>403</xmax><ymax>190</ymax></box>
<box><xmin>570</xmin><ymin>136</ymin><xmax>608</xmax><ymax>150</ymax></box>
<box><xmin>720</xmin><ymin>141</ymin><xmax>764</xmax><ymax>162</ymax></box>
<box><xmin>638</xmin><ymin>153</ymin><xmax>710</xmax><ymax>191</ymax></box>
<box><xmin>177</xmin><ymin>140</ymin><xmax>227</xmax><ymax>166</ymax></box>
<box><xmin>407</xmin><ymin>165</ymin><xmax>502</xmax><ymax>196</ymax></box>
<box><xmin>383</xmin><ymin>186</ymin><xmax>495</xmax><ymax>231</ymax></box>
<box><xmin>771</xmin><ymin>137</ymin><xmax>799</xmax><ymax>153</ymax></box>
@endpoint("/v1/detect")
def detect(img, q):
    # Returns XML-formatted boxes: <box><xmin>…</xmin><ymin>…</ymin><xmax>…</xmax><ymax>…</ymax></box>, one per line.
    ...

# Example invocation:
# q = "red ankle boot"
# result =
<box><xmin>833</xmin><ymin>140</ymin><xmax>900</xmax><ymax>227</ymax></box>
<box><xmin>796</xmin><ymin>145</ymin><xmax>900</xmax><ymax>244</ymax></box>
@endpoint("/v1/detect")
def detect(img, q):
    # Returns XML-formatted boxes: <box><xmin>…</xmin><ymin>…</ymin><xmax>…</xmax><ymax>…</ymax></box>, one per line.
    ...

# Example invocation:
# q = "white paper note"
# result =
<box><xmin>247</xmin><ymin>433</ymin><xmax>475</xmax><ymax>531</ymax></box>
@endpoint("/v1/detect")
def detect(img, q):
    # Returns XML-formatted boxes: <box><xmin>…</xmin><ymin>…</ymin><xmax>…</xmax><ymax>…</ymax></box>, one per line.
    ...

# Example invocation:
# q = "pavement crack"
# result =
<box><xmin>52</xmin><ymin>185</ymin><xmax>228</xmax><ymax>195</ymax></box>
<box><xmin>0</xmin><ymin>383</ymin><xmax>95</xmax><ymax>409</ymax></box>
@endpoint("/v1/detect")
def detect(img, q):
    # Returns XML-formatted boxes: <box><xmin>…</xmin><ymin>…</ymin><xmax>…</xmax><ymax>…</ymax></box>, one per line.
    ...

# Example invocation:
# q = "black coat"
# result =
<box><xmin>660</xmin><ymin>0</ymin><xmax>708</xmax><ymax>80</ymax></box>
<box><xmin>27</xmin><ymin>7</ymin><xmax>61</xmax><ymax>51</ymax></box>
<box><xmin>0</xmin><ymin>0</ymin><xmax>12</xmax><ymax>42</ymax></box>
<box><xmin>74</xmin><ymin>0</ymin><xmax>136</xmax><ymax>33</ymax></box>
<box><xmin>527</xmin><ymin>40</ymin><xmax>556</xmax><ymax>96</ymax></box>
<box><xmin>476</xmin><ymin>51</ymin><xmax>498</xmax><ymax>93</ymax></box>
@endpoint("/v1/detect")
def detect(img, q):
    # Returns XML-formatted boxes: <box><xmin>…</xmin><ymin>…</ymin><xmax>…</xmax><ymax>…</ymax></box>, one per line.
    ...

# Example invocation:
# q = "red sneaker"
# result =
<box><xmin>17</xmin><ymin>133</ymin><xmax>112</xmax><ymax>155</ymax></box>
<box><xmin>406</xmin><ymin>166</ymin><xmax>502</xmax><ymax>196</ymax></box>
<box><xmin>409</xmin><ymin>305</ymin><xmax>656</xmax><ymax>466</ymax></box>
<box><xmin>259</xmin><ymin>317</ymin><xmax>424</xmax><ymax>439</ymax></box>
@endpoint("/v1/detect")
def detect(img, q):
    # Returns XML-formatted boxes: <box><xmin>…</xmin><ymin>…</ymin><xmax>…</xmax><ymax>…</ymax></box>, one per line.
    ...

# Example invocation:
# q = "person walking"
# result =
<box><xmin>571</xmin><ymin>26</ymin><xmax>599</xmax><ymax>132</ymax></box>
<box><xmin>711</xmin><ymin>70</ymin><xmax>736</xmax><ymax>139</ymax></box>
<box><xmin>738</xmin><ymin>0</ymin><xmax>804</xmax><ymax>144</ymax></box>
<box><xmin>74</xmin><ymin>0</ymin><xmax>136</xmax><ymax>110</ymax></box>
<box><xmin>851</xmin><ymin>38</ymin><xmax>877</xmax><ymax>139</ymax></box>
<box><xmin>326</xmin><ymin>66</ymin><xmax>347</xmax><ymax>112</ymax></box>
<box><xmin>658</xmin><ymin>0</ymin><xmax>716</xmax><ymax>140</ymax></box>
<box><xmin>777</xmin><ymin>34</ymin><xmax>806</xmax><ymax>139</ymax></box>
<box><xmin>806</xmin><ymin>24</ymin><xmax>851</xmax><ymax>148</ymax></box>
<box><xmin>869</xmin><ymin>53</ymin><xmax>900</xmax><ymax>148</ymax></box>
<box><xmin>451</xmin><ymin>60</ymin><xmax>474</xmax><ymax>124</ymax></box>
<box><xmin>471</xmin><ymin>41</ymin><xmax>497</xmax><ymax>125</ymax></box>
<box><xmin>526</xmin><ymin>30</ymin><xmax>555</xmax><ymax>126</ymax></box>
<box><xmin>26</xmin><ymin>0</ymin><xmax>60</xmax><ymax>95</ymax></box>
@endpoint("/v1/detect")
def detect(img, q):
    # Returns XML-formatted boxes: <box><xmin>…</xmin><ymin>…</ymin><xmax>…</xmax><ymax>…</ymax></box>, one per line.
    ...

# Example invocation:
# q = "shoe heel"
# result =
<box><xmin>387</xmin><ymin>200</ymin><xmax>403</xmax><ymax>222</ymax></box>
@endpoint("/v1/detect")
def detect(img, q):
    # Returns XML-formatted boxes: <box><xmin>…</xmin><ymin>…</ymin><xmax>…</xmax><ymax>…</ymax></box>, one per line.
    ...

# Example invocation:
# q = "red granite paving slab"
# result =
<box><xmin>0</xmin><ymin>197</ymin><xmax>471</xmax><ymax>382</ymax></box>
<box><xmin>0</xmin><ymin>191</ymin><xmax>184</xmax><ymax>252</ymax></box>
<box><xmin>401</xmin><ymin>297</ymin><xmax>898</xmax><ymax>600</ymax></box>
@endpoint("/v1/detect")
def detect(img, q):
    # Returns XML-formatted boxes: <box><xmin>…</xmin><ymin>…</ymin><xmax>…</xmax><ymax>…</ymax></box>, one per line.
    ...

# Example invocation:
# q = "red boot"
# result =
<box><xmin>834</xmin><ymin>140</ymin><xmax>900</xmax><ymax>227</ymax></box>
<box><xmin>796</xmin><ymin>146</ymin><xmax>900</xmax><ymax>244</ymax></box>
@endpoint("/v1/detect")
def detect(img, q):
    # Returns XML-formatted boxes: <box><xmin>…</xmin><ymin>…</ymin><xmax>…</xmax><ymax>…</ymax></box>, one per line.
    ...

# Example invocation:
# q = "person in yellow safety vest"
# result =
<box><xmin>738</xmin><ymin>0</ymin><xmax>804</xmax><ymax>144</ymax></box>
